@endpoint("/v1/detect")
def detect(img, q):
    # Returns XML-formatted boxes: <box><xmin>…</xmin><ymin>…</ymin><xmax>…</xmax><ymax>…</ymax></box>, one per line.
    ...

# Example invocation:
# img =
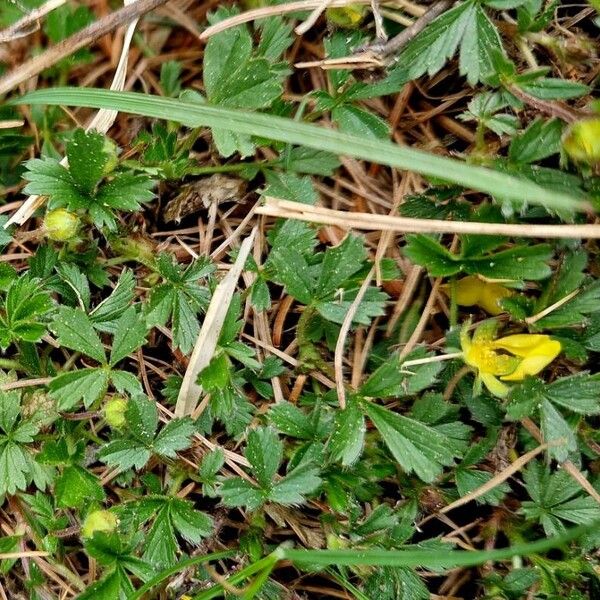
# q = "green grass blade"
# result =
<box><xmin>279</xmin><ymin>522</ymin><xmax>590</xmax><ymax>569</ymax></box>
<box><xmin>17</xmin><ymin>88</ymin><xmax>586</xmax><ymax>213</ymax></box>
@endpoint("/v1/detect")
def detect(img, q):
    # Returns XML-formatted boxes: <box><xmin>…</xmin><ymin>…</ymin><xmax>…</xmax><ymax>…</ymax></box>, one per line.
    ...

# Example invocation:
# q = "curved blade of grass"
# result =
<box><xmin>17</xmin><ymin>88</ymin><xmax>586</xmax><ymax>213</ymax></box>
<box><xmin>278</xmin><ymin>521</ymin><xmax>591</xmax><ymax>569</ymax></box>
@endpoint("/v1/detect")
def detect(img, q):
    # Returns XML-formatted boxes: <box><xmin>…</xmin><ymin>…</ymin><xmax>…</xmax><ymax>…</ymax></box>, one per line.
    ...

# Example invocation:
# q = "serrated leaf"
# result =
<box><xmin>269</xmin><ymin>247</ymin><xmax>314</xmax><ymax>304</ymax></box>
<box><xmin>509</xmin><ymin>118</ymin><xmax>563</xmax><ymax>164</ymax></box>
<box><xmin>399</xmin><ymin>1</ymin><xmax>504</xmax><ymax>86</ymax></box>
<box><xmin>328</xmin><ymin>398</ymin><xmax>365</xmax><ymax>466</ymax></box>
<box><xmin>109</xmin><ymin>307</ymin><xmax>147</xmax><ymax>366</ymax></box>
<box><xmin>52</xmin><ymin>307</ymin><xmax>105</xmax><ymax>364</ymax></box>
<box><xmin>90</xmin><ymin>269</ymin><xmax>136</xmax><ymax>331</ymax></box>
<box><xmin>219</xmin><ymin>477</ymin><xmax>264</xmax><ymax>510</ymax></box>
<box><xmin>170</xmin><ymin>498</ymin><xmax>213</xmax><ymax>543</ymax></box>
<box><xmin>269</xmin><ymin>463</ymin><xmax>321</xmax><ymax>505</ymax></box>
<box><xmin>98</xmin><ymin>439</ymin><xmax>151</xmax><ymax>472</ymax></box>
<box><xmin>315</xmin><ymin>235</ymin><xmax>366</xmax><ymax>298</ymax></box>
<box><xmin>153</xmin><ymin>418</ymin><xmax>195</xmax><ymax>458</ymax></box>
<box><xmin>55</xmin><ymin>465</ymin><xmax>104</xmax><ymax>508</ymax></box>
<box><xmin>49</xmin><ymin>368</ymin><xmax>110</xmax><ymax>410</ymax></box>
<box><xmin>66</xmin><ymin>129</ymin><xmax>109</xmax><ymax>194</ymax></box>
<box><xmin>246</xmin><ymin>427</ymin><xmax>282</xmax><ymax>489</ymax></box>
<box><xmin>143</xmin><ymin>505</ymin><xmax>177</xmax><ymax>568</ymax></box>
<box><xmin>540</xmin><ymin>399</ymin><xmax>577</xmax><ymax>462</ymax></box>
<box><xmin>365</xmin><ymin>402</ymin><xmax>459</xmax><ymax>482</ymax></box>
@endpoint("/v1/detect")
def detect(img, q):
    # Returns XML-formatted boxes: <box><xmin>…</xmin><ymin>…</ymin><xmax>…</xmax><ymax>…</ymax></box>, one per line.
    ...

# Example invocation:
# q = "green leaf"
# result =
<box><xmin>76</xmin><ymin>570</ymin><xmax>122</xmax><ymax>600</ymax></box>
<box><xmin>509</xmin><ymin>118</ymin><xmax>563</xmax><ymax>164</ymax></box>
<box><xmin>127</xmin><ymin>395</ymin><xmax>158</xmax><ymax>444</ymax></box>
<box><xmin>219</xmin><ymin>477</ymin><xmax>264</xmax><ymax>510</ymax></box>
<box><xmin>257</xmin><ymin>16</ymin><xmax>293</xmax><ymax>61</ymax></box>
<box><xmin>19</xmin><ymin>88</ymin><xmax>587</xmax><ymax>213</ymax></box>
<box><xmin>246</xmin><ymin>426</ymin><xmax>282</xmax><ymax>489</ymax></box>
<box><xmin>332</xmin><ymin>105</ymin><xmax>390</xmax><ymax>139</ymax></box>
<box><xmin>269</xmin><ymin>248</ymin><xmax>314</xmax><ymax>304</ymax></box>
<box><xmin>66</xmin><ymin>129</ymin><xmax>110</xmax><ymax>194</ymax></box>
<box><xmin>0</xmin><ymin>275</ymin><xmax>53</xmax><ymax>349</ymax></box>
<box><xmin>263</xmin><ymin>170</ymin><xmax>317</xmax><ymax>204</ymax></box>
<box><xmin>22</xmin><ymin>157</ymin><xmax>83</xmax><ymax>207</ymax></box>
<box><xmin>0</xmin><ymin>441</ymin><xmax>29</xmax><ymax>495</ymax></box>
<box><xmin>399</xmin><ymin>1</ymin><xmax>503</xmax><ymax>85</ymax></box>
<box><xmin>364</xmin><ymin>402</ymin><xmax>459</xmax><ymax>482</ymax></box>
<box><xmin>95</xmin><ymin>172</ymin><xmax>154</xmax><ymax>212</ymax></box>
<box><xmin>269</xmin><ymin>463</ymin><xmax>321</xmax><ymax>505</ymax></box>
<box><xmin>170</xmin><ymin>498</ymin><xmax>213</xmax><ymax>543</ymax></box>
<box><xmin>55</xmin><ymin>465</ymin><xmax>104</xmax><ymax>508</ymax></box>
<box><xmin>109</xmin><ymin>307</ymin><xmax>147</xmax><ymax>366</ymax></box>
<box><xmin>314</xmin><ymin>235</ymin><xmax>366</xmax><ymax>298</ymax></box>
<box><xmin>49</xmin><ymin>368</ymin><xmax>110</xmax><ymax>410</ymax></box>
<box><xmin>518</xmin><ymin>78</ymin><xmax>589</xmax><ymax>100</ymax></box>
<box><xmin>540</xmin><ymin>399</ymin><xmax>577</xmax><ymax>462</ymax></box>
<box><xmin>403</xmin><ymin>236</ymin><xmax>458</xmax><ymax>277</ymax></box>
<box><xmin>51</xmin><ymin>307</ymin><xmax>106</xmax><ymax>364</ymax></box>
<box><xmin>466</xmin><ymin>244</ymin><xmax>553</xmax><ymax>280</ymax></box>
<box><xmin>98</xmin><ymin>438</ymin><xmax>151</xmax><ymax>473</ymax></box>
<box><xmin>172</xmin><ymin>289</ymin><xmax>200</xmax><ymax>354</ymax></box>
<box><xmin>143</xmin><ymin>505</ymin><xmax>177</xmax><ymax>568</ymax></box>
<box><xmin>544</xmin><ymin>373</ymin><xmax>600</xmax><ymax>415</ymax></box>
<box><xmin>269</xmin><ymin>402</ymin><xmax>314</xmax><ymax>440</ymax></box>
<box><xmin>153</xmin><ymin>418</ymin><xmax>195</xmax><ymax>458</ymax></box>
<box><xmin>90</xmin><ymin>269</ymin><xmax>136</xmax><ymax>332</ymax></box>
<box><xmin>455</xmin><ymin>469</ymin><xmax>509</xmax><ymax>505</ymax></box>
<box><xmin>328</xmin><ymin>398</ymin><xmax>365</xmax><ymax>466</ymax></box>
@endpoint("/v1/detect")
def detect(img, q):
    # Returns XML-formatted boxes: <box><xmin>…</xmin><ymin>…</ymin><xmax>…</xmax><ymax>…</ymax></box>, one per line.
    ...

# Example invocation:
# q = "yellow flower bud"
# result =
<box><xmin>562</xmin><ymin>118</ymin><xmax>600</xmax><ymax>164</ymax></box>
<box><xmin>44</xmin><ymin>209</ymin><xmax>80</xmax><ymax>242</ymax></box>
<box><xmin>450</xmin><ymin>276</ymin><xmax>513</xmax><ymax>315</ymax></box>
<box><xmin>326</xmin><ymin>5</ymin><xmax>367</xmax><ymax>28</ymax></box>
<box><xmin>82</xmin><ymin>510</ymin><xmax>118</xmax><ymax>538</ymax></box>
<box><xmin>104</xmin><ymin>397</ymin><xmax>127</xmax><ymax>429</ymax></box>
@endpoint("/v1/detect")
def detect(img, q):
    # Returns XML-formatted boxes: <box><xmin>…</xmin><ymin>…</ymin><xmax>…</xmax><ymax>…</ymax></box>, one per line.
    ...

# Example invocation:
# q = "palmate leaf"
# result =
<box><xmin>364</xmin><ymin>402</ymin><xmax>460</xmax><ymax>482</ymax></box>
<box><xmin>398</xmin><ymin>0</ymin><xmax>503</xmax><ymax>85</ymax></box>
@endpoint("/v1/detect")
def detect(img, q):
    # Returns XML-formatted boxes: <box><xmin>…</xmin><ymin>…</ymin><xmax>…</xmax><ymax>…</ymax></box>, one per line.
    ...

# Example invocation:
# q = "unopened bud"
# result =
<box><xmin>44</xmin><ymin>209</ymin><xmax>80</xmax><ymax>242</ymax></box>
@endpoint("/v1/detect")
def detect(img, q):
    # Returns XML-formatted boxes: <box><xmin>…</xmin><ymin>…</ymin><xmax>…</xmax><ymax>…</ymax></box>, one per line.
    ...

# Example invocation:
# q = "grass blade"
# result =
<box><xmin>17</xmin><ymin>88</ymin><xmax>587</xmax><ymax>213</ymax></box>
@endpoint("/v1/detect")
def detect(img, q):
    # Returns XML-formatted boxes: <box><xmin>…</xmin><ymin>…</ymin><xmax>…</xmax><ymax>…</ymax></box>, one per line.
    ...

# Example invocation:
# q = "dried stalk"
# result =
<box><xmin>175</xmin><ymin>229</ymin><xmax>257</xmax><ymax>417</ymax></box>
<box><xmin>0</xmin><ymin>0</ymin><xmax>170</xmax><ymax>96</ymax></box>
<box><xmin>257</xmin><ymin>198</ymin><xmax>600</xmax><ymax>239</ymax></box>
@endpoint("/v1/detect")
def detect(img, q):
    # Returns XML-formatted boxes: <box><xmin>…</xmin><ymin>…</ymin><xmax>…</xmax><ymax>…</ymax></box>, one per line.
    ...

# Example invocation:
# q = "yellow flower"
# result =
<box><xmin>491</xmin><ymin>334</ymin><xmax>562</xmax><ymax>382</ymax></box>
<box><xmin>460</xmin><ymin>321</ymin><xmax>561</xmax><ymax>397</ymax></box>
<box><xmin>447</xmin><ymin>275</ymin><xmax>513</xmax><ymax>315</ymax></box>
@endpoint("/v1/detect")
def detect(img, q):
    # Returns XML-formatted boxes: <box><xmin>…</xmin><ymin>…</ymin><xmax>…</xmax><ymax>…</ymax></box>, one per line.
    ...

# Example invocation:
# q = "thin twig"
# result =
<box><xmin>525</xmin><ymin>289</ymin><xmax>579</xmax><ymax>325</ymax></box>
<box><xmin>201</xmin><ymin>0</ymin><xmax>376</xmax><ymax>39</ymax></box>
<box><xmin>521</xmin><ymin>417</ymin><xmax>600</xmax><ymax>505</ymax></box>
<box><xmin>0</xmin><ymin>0</ymin><xmax>171</xmax><ymax>96</ymax></box>
<box><xmin>440</xmin><ymin>442</ymin><xmax>551</xmax><ymax>514</ymax></box>
<box><xmin>364</xmin><ymin>0</ymin><xmax>453</xmax><ymax>57</ymax></box>
<box><xmin>0</xmin><ymin>0</ymin><xmax>67</xmax><ymax>43</ymax></box>
<box><xmin>334</xmin><ymin>267</ymin><xmax>374</xmax><ymax>409</ymax></box>
<box><xmin>295</xmin><ymin>0</ymin><xmax>335</xmax><ymax>35</ymax></box>
<box><xmin>175</xmin><ymin>229</ymin><xmax>257</xmax><ymax>417</ymax></box>
<box><xmin>257</xmin><ymin>198</ymin><xmax>600</xmax><ymax>239</ymax></box>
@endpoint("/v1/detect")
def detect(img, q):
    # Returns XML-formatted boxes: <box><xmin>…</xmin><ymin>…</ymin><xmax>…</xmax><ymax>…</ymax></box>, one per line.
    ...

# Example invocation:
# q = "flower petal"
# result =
<box><xmin>492</xmin><ymin>334</ymin><xmax>554</xmax><ymax>356</ymax></box>
<box><xmin>501</xmin><ymin>340</ymin><xmax>561</xmax><ymax>381</ymax></box>
<box><xmin>480</xmin><ymin>372</ymin><xmax>510</xmax><ymax>397</ymax></box>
